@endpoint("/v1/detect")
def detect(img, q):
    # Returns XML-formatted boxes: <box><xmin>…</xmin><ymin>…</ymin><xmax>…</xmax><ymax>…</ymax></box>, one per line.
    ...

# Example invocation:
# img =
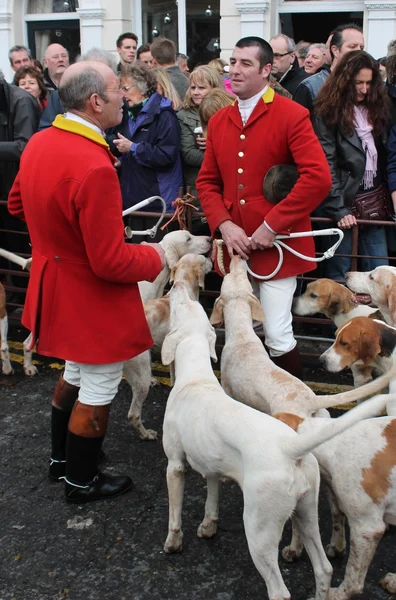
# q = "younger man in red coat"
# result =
<box><xmin>197</xmin><ymin>37</ymin><xmax>332</xmax><ymax>376</ymax></box>
<box><xmin>8</xmin><ymin>61</ymin><xmax>165</xmax><ymax>503</ymax></box>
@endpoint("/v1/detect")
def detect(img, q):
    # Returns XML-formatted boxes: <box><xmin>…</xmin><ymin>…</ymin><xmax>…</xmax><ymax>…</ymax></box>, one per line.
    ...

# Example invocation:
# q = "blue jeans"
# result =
<box><xmin>323</xmin><ymin>225</ymin><xmax>388</xmax><ymax>281</ymax></box>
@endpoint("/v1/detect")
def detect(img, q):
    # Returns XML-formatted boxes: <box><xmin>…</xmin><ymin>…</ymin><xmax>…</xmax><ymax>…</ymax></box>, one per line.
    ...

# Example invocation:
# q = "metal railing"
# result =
<box><xmin>1</xmin><ymin>201</ymin><xmax>395</xmax><ymax>359</ymax></box>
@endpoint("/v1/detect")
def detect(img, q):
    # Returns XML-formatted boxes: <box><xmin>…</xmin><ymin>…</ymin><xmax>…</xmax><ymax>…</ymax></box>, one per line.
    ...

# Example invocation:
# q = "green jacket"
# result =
<box><xmin>177</xmin><ymin>107</ymin><xmax>204</xmax><ymax>200</ymax></box>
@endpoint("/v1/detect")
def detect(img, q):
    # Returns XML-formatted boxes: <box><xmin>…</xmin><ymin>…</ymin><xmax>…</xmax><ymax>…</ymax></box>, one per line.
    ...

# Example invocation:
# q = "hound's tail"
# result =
<box><xmin>312</xmin><ymin>362</ymin><xmax>396</xmax><ymax>411</ymax></box>
<box><xmin>285</xmin><ymin>393</ymin><xmax>390</xmax><ymax>460</ymax></box>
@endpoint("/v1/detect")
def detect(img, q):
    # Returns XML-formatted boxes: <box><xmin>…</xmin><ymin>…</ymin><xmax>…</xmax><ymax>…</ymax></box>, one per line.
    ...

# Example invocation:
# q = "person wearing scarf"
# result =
<box><xmin>112</xmin><ymin>63</ymin><xmax>183</xmax><ymax>222</ymax></box>
<box><xmin>313</xmin><ymin>50</ymin><xmax>391</xmax><ymax>280</ymax></box>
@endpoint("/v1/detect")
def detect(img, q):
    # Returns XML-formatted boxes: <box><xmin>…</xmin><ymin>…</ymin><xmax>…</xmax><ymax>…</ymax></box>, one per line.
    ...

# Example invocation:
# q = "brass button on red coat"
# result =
<box><xmin>238</xmin><ymin>152</ymin><xmax>244</xmax><ymax>157</ymax></box>
<box><xmin>238</xmin><ymin>168</ymin><xmax>243</xmax><ymax>174</ymax></box>
<box><xmin>240</xmin><ymin>199</ymin><xmax>246</xmax><ymax>205</ymax></box>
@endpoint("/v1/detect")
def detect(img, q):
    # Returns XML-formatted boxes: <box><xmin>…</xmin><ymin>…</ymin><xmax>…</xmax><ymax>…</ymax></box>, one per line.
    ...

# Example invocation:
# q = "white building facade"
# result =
<box><xmin>0</xmin><ymin>0</ymin><xmax>395</xmax><ymax>79</ymax></box>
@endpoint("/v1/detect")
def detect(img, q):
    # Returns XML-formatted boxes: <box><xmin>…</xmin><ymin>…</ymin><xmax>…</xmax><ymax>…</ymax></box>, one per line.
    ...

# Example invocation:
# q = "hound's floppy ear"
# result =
<box><xmin>208</xmin><ymin>326</ymin><xmax>218</xmax><ymax>363</ymax></box>
<box><xmin>388</xmin><ymin>286</ymin><xmax>396</xmax><ymax>326</ymax></box>
<box><xmin>196</xmin><ymin>264</ymin><xmax>206</xmax><ymax>290</ymax></box>
<box><xmin>248</xmin><ymin>293</ymin><xmax>265</xmax><ymax>322</ymax></box>
<box><xmin>161</xmin><ymin>330</ymin><xmax>179</xmax><ymax>365</ymax></box>
<box><xmin>210</xmin><ymin>297</ymin><xmax>224</xmax><ymax>326</ymax></box>
<box><xmin>359</xmin><ymin>329</ymin><xmax>381</xmax><ymax>365</ymax></box>
<box><xmin>169</xmin><ymin>265</ymin><xmax>177</xmax><ymax>284</ymax></box>
<box><xmin>164</xmin><ymin>245</ymin><xmax>180</xmax><ymax>269</ymax></box>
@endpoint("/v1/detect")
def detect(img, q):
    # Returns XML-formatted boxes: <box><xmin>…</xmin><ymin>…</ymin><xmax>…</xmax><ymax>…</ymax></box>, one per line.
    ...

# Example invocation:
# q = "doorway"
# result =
<box><xmin>27</xmin><ymin>19</ymin><xmax>81</xmax><ymax>64</ymax></box>
<box><xmin>280</xmin><ymin>12</ymin><xmax>364</xmax><ymax>44</ymax></box>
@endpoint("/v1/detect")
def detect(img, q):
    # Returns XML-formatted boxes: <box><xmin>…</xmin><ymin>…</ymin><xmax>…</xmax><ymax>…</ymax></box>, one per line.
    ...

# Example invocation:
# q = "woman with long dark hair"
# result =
<box><xmin>314</xmin><ymin>50</ymin><xmax>391</xmax><ymax>280</ymax></box>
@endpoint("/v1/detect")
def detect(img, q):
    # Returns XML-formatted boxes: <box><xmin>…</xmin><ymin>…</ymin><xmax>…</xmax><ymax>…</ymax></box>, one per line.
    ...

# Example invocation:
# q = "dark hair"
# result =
<box><xmin>33</xmin><ymin>59</ymin><xmax>44</xmax><ymax>74</ymax></box>
<box><xmin>235</xmin><ymin>36</ymin><xmax>273</xmax><ymax>69</ymax></box>
<box><xmin>150</xmin><ymin>38</ymin><xmax>176</xmax><ymax>66</ymax></box>
<box><xmin>378</xmin><ymin>57</ymin><xmax>387</xmax><ymax>67</ymax></box>
<box><xmin>330</xmin><ymin>23</ymin><xmax>363</xmax><ymax>61</ymax></box>
<box><xmin>13</xmin><ymin>66</ymin><xmax>47</xmax><ymax>99</ymax></box>
<box><xmin>116</xmin><ymin>32</ymin><xmax>138</xmax><ymax>48</ymax></box>
<box><xmin>314</xmin><ymin>50</ymin><xmax>389</xmax><ymax>136</ymax></box>
<box><xmin>137</xmin><ymin>43</ymin><xmax>151</xmax><ymax>59</ymax></box>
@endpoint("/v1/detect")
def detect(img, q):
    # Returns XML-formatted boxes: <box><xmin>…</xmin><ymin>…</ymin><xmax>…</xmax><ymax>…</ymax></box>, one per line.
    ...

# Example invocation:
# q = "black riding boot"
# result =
<box><xmin>64</xmin><ymin>401</ymin><xmax>132</xmax><ymax>503</ymax></box>
<box><xmin>49</xmin><ymin>375</ymin><xmax>79</xmax><ymax>481</ymax></box>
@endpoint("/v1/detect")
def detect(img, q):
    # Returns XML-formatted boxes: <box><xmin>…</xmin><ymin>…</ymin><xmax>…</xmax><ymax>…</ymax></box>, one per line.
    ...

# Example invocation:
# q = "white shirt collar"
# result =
<box><xmin>64</xmin><ymin>112</ymin><xmax>103</xmax><ymax>136</ymax></box>
<box><xmin>237</xmin><ymin>86</ymin><xmax>268</xmax><ymax>126</ymax></box>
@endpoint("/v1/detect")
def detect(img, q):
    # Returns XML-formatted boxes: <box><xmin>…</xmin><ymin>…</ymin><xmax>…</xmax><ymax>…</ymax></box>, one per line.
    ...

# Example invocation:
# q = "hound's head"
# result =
<box><xmin>169</xmin><ymin>254</ymin><xmax>212</xmax><ymax>296</ymax></box>
<box><xmin>319</xmin><ymin>316</ymin><xmax>396</xmax><ymax>372</ymax></box>
<box><xmin>346</xmin><ymin>266</ymin><xmax>396</xmax><ymax>324</ymax></box>
<box><xmin>293</xmin><ymin>279</ymin><xmax>355</xmax><ymax>318</ymax></box>
<box><xmin>210</xmin><ymin>255</ymin><xmax>265</xmax><ymax>327</ymax></box>
<box><xmin>161</xmin><ymin>231</ymin><xmax>212</xmax><ymax>269</ymax></box>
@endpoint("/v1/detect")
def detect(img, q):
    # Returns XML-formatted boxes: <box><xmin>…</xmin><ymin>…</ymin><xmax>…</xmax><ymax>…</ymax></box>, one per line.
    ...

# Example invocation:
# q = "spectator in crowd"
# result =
<box><xmin>196</xmin><ymin>36</ymin><xmax>332</xmax><ymax>377</ymax></box>
<box><xmin>269</xmin><ymin>34</ymin><xmax>308</xmax><ymax>94</ymax></box>
<box><xmin>151</xmin><ymin>38</ymin><xmax>189</xmax><ymax>99</ymax></box>
<box><xmin>137</xmin><ymin>43</ymin><xmax>153</xmax><ymax>69</ymax></box>
<box><xmin>207</xmin><ymin>58</ymin><xmax>228</xmax><ymax>76</ymax></box>
<box><xmin>378</xmin><ymin>57</ymin><xmax>387</xmax><ymax>81</ymax></box>
<box><xmin>386</xmin><ymin>40</ymin><xmax>396</xmax><ymax>125</ymax></box>
<box><xmin>14</xmin><ymin>66</ymin><xmax>49</xmax><ymax>112</ymax></box>
<box><xmin>303</xmin><ymin>43</ymin><xmax>327</xmax><ymax>75</ymax></box>
<box><xmin>8</xmin><ymin>61</ymin><xmax>165</xmax><ymax>503</ymax></box>
<box><xmin>113</xmin><ymin>63</ymin><xmax>182</xmax><ymax>214</ymax></box>
<box><xmin>176</xmin><ymin>52</ymin><xmax>189</xmax><ymax>74</ymax></box>
<box><xmin>177</xmin><ymin>65</ymin><xmax>223</xmax><ymax>232</ymax></box>
<box><xmin>199</xmin><ymin>87</ymin><xmax>234</xmax><ymax>136</ymax></box>
<box><xmin>116</xmin><ymin>32</ymin><xmax>138</xmax><ymax>71</ymax></box>
<box><xmin>293</xmin><ymin>23</ymin><xmax>364</xmax><ymax>114</ymax></box>
<box><xmin>295</xmin><ymin>40</ymin><xmax>310</xmax><ymax>68</ymax></box>
<box><xmin>152</xmin><ymin>67</ymin><xmax>182</xmax><ymax>109</ymax></box>
<box><xmin>0</xmin><ymin>69</ymin><xmax>40</xmax><ymax>302</ymax></box>
<box><xmin>314</xmin><ymin>50</ymin><xmax>390</xmax><ymax>280</ymax></box>
<box><xmin>39</xmin><ymin>47</ymin><xmax>119</xmax><ymax>131</ymax></box>
<box><xmin>43</xmin><ymin>43</ymin><xmax>69</xmax><ymax>91</ymax></box>
<box><xmin>9</xmin><ymin>45</ymin><xmax>33</xmax><ymax>72</ymax></box>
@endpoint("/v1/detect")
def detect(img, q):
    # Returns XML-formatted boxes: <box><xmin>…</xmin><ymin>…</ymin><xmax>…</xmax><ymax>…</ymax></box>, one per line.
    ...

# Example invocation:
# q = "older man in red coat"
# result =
<box><xmin>8</xmin><ymin>61</ymin><xmax>165</xmax><ymax>503</ymax></box>
<box><xmin>197</xmin><ymin>36</ymin><xmax>332</xmax><ymax>377</ymax></box>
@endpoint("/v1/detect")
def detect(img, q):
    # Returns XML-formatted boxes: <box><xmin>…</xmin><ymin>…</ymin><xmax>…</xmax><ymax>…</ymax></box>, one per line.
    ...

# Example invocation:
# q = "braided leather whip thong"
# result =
<box><xmin>215</xmin><ymin>228</ymin><xmax>344</xmax><ymax>280</ymax></box>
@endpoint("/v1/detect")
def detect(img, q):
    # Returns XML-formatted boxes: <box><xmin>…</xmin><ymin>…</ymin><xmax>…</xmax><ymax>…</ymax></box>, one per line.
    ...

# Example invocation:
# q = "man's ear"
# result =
<box><xmin>161</xmin><ymin>330</ymin><xmax>179</xmax><ymax>365</ymax></box>
<box><xmin>210</xmin><ymin>297</ymin><xmax>224</xmax><ymax>326</ymax></box>
<box><xmin>248</xmin><ymin>293</ymin><xmax>265</xmax><ymax>322</ymax></box>
<box><xmin>208</xmin><ymin>327</ymin><xmax>218</xmax><ymax>363</ymax></box>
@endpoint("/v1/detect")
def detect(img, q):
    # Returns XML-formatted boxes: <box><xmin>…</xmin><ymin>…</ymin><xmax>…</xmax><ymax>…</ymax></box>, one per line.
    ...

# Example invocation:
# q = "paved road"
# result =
<box><xmin>1</xmin><ymin>342</ymin><xmax>395</xmax><ymax>600</ymax></box>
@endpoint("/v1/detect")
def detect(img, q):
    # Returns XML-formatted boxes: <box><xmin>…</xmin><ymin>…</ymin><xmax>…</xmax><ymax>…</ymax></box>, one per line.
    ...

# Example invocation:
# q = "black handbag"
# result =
<box><xmin>350</xmin><ymin>183</ymin><xmax>393</xmax><ymax>221</ymax></box>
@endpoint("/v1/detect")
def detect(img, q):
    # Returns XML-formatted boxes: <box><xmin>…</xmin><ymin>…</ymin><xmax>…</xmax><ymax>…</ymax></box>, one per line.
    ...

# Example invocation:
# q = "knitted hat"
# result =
<box><xmin>263</xmin><ymin>164</ymin><xmax>299</xmax><ymax>204</ymax></box>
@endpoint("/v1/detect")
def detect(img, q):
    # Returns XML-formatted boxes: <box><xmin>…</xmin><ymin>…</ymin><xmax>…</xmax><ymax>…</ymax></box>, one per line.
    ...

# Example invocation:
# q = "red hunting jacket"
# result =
<box><xmin>8</xmin><ymin>116</ymin><xmax>162</xmax><ymax>364</ymax></box>
<box><xmin>196</xmin><ymin>88</ymin><xmax>332</xmax><ymax>279</ymax></box>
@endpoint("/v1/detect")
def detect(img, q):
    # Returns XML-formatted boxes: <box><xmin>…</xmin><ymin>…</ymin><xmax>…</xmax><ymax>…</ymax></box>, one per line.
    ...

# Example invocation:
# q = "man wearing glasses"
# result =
<box><xmin>270</xmin><ymin>34</ymin><xmax>308</xmax><ymax>95</ymax></box>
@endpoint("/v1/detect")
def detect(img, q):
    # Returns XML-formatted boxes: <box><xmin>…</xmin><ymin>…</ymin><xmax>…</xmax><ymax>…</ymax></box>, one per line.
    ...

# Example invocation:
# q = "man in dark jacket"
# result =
<box><xmin>150</xmin><ymin>37</ymin><xmax>189</xmax><ymax>100</ymax></box>
<box><xmin>0</xmin><ymin>72</ymin><xmax>40</xmax><ymax>298</ymax></box>
<box><xmin>293</xmin><ymin>24</ymin><xmax>364</xmax><ymax>114</ymax></box>
<box><xmin>269</xmin><ymin>34</ymin><xmax>308</xmax><ymax>95</ymax></box>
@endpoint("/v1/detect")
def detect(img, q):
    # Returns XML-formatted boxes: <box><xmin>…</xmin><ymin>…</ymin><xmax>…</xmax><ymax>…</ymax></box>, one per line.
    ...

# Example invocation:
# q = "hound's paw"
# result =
<box><xmin>24</xmin><ymin>364</ymin><xmax>38</xmax><ymax>376</ymax></box>
<box><xmin>139</xmin><ymin>428</ymin><xmax>158</xmax><ymax>441</ymax></box>
<box><xmin>282</xmin><ymin>545</ymin><xmax>302</xmax><ymax>563</ymax></box>
<box><xmin>327</xmin><ymin>588</ymin><xmax>348</xmax><ymax>600</ymax></box>
<box><xmin>197</xmin><ymin>520</ymin><xmax>217</xmax><ymax>539</ymax></box>
<box><xmin>380</xmin><ymin>572</ymin><xmax>396</xmax><ymax>593</ymax></box>
<box><xmin>325</xmin><ymin>542</ymin><xmax>345</xmax><ymax>558</ymax></box>
<box><xmin>2</xmin><ymin>363</ymin><xmax>14</xmax><ymax>376</ymax></box>
<box><xmin>164</xmin><ymin>531</ymin><xmax>183</xmax><ymax>553</ymax></box>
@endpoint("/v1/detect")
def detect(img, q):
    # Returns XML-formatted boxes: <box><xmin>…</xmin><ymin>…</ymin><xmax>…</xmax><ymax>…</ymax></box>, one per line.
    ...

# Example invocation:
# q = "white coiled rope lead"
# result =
<box><xmin>217</xmin><ymin>228</ymin><xmax>344</xmax><ymax>281</ymax></box>
<box><xmin>122</xmin><ymin>196</ymin><xmax>167</xmax><ymax>238</ymax></box>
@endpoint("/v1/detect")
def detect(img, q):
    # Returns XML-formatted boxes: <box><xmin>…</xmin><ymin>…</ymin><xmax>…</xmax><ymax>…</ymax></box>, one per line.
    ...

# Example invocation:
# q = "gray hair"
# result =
<box><xmin>77</xmin><ymin>47</ymin><xmax>118</xmax><ymax>73</ymax></box>
<box><xmin>8</xmin><ymin>45</ymin><xmax>31</xmax><ymax>66</ymax></box>
<box><xmin>307</xmin><ymin>43</ymin><xmax>327</xmax><ymax>55</ymax></box>
<box><xmin>59</xmin><ymin>66</ymin><xmax>108</xmax><ymax>111</ymax></box>
<box><xmin>120</xmin><ymin>63</ymin><xmax>157</xmax><ymax>97</ymax></box>
<box><xmin>270</xmin><ymin>34</ymin><xmax>296</xmax><ymax>53</ymax></box>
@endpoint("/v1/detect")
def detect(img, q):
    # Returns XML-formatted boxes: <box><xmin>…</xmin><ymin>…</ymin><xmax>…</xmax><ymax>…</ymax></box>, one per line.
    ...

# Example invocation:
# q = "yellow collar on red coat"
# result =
<box><xmin>52</xmin><ymin>114</ymin><xmax>109</xmax><ymax>148</ymax></box>
<box><xmin>232</xmin><ymin>86</ymin><xmax>275</xmax><ymax>106</ymax></box>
